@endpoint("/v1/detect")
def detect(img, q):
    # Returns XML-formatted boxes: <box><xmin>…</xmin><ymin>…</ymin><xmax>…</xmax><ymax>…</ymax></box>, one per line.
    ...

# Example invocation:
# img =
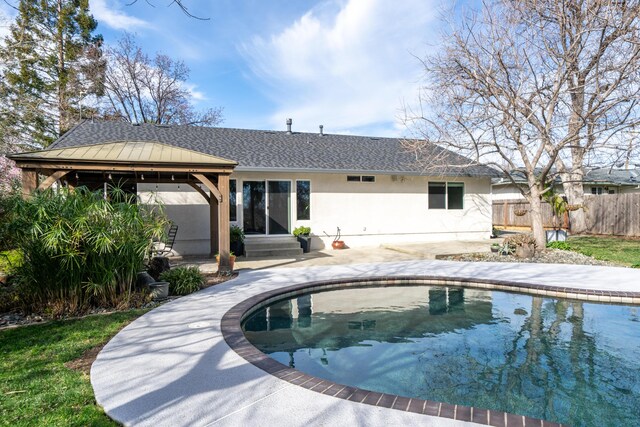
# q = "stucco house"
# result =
<box><xmin>492</xmin><ymin>168</ymin><xmax>640</xmax><ymax>201</ymax></box>
<box><xmin>11</xmin><ymin>120</ymin><xmax>497</xmax><ymax>257</ymax></box>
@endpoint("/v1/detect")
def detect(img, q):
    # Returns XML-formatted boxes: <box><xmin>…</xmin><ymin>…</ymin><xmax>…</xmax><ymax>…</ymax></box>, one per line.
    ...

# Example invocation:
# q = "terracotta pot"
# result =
<box><xmin>331</xmin><ymin>240</ymin><xmax>345</xmax><ymax>250</ymax></box>
<box><xmin>216</xmin><ymin>254</ymin><xmax>236</xmax><ymax>271</ymax></box>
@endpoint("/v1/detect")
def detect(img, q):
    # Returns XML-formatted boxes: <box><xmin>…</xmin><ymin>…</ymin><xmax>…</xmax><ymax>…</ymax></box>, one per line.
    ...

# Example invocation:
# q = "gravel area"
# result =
<box><xmin>443</xmin><ymin>248</ymin><xmax>617</xmax><ymax>266</ymax></box>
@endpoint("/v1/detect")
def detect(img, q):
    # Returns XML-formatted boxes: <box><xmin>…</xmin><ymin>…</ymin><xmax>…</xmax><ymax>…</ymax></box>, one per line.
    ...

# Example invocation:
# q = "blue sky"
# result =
<box><xmin>2</xmin><ymin>0</ymin><xmax>447</xmax><ymax>136</ymax></box>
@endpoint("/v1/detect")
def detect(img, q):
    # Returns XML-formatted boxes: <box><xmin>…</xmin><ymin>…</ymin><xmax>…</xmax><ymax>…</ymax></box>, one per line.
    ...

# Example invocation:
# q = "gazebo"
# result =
<box><xmin>9</xmin><ymin>141</ymin><xmax>237</xmax><ymax>270</ymax></box>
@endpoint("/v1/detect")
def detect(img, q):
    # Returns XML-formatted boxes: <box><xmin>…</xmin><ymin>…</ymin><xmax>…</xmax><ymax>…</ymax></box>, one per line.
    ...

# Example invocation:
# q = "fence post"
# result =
<box><xmin>503</xmin><ymin>201</ymin><xmax>508</xmax><ymax>228</ymax></box>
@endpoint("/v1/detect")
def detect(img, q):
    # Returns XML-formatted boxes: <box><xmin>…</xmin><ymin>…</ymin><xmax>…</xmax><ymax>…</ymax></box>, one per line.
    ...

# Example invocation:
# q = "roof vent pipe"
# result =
<box><xmin>286</xmin><ymin>118</ymin><xmax>292</xmax><ymax>134</ymax></box>
<box><xmin>319</xmin><ymin>125</ymin><xmax>324</xmax><ymax>136</ymax></box>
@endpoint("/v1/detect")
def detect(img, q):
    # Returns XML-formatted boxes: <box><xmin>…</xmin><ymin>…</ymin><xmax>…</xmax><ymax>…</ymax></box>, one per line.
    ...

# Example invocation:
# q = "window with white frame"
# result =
<box><xmin>229</xmin><ymin>179</ymin><xmax>237</xmax><ymax>221</ymax></box>
<box><xmin>296</xmin><ymin>180</ymin><xmax>310</xmax><ymax>220</ymax></box>
<box><xmin>428</xmin><ymin>182</ymin><xmax>464</xmax><ymax>209</ymax></box>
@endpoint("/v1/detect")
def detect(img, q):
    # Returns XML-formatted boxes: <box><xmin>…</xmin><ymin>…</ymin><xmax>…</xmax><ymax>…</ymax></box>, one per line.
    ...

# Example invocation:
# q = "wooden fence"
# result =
<box><xmin>492</xmin><ymin>193</ymin><xmax>640</xmax><ymax>237</ymax></box>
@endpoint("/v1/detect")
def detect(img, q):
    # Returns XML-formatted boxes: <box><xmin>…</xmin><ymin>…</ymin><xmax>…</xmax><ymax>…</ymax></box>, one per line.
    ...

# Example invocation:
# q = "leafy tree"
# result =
<box><xmin>101</xmin><ymin>33</ymin><xmax>222</xmax><ymax>126</ymax></box>
<box><xmin>0</xmin><ymin>0</ymin><xmax>105</xmax><ymax>149</ymax></box>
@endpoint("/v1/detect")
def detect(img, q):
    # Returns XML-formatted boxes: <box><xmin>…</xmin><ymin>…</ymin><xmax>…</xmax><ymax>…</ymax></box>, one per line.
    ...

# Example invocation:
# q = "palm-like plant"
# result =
<box><xmin>5</xmin><ymin>185</ymin><xmax>168</xmax><ymax>314</ymax></box>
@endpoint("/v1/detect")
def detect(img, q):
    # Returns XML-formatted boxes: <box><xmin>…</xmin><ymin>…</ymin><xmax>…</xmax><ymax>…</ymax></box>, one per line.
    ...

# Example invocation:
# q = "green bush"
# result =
<box><xmin>230</xmin><ymin>225</ymin><xmax>245</xmax><ymax>243</ymax></box>
<box><xmin>293</xmin><ymin>226</ymin><xmax>311</xmax><ymax>237</ymax></box>
<box><xmin>160</xmin><ymin>266</ymin><xmax>204</xmax><ymax>295</ymax></box>
<box><xmin>546</xmin><ymin>241</ymin><xmax>571</xmax><ymax>250</ymax></box>
<box><xmin>2</xmin><ymin>186</ymin><xmax>168</xmax><ymax>315</ymax></box>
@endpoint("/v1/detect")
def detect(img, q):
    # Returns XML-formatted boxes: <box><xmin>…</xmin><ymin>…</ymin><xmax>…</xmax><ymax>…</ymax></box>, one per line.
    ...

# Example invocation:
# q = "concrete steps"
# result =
<box><xmin>244</xmin><ymin>236</ymin><xmax>303</xmax><ymax>258</ymax></box>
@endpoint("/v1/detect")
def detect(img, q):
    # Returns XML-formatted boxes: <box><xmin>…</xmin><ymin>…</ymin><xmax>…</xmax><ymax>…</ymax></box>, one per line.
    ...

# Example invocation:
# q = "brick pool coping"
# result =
<box><xmin>222</xmin><ymin>275</ymin><xmax>640</xmax><ymax>427</ymax></box>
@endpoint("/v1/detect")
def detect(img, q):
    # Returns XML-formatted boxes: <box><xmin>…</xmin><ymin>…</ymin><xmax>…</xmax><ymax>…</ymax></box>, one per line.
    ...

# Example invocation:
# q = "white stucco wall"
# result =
<box><xmin>493</xmin><ymin>183</ymin><xmax>640</xmax><ymax>201</ymax></box>
<box><xmin>140</xmin><ymin>172</ymin><xmax>492</xmax><ymax>255</ymax></box>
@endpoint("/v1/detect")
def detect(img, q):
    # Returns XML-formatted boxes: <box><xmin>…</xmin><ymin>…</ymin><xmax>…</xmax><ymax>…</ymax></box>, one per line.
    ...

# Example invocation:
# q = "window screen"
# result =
<box><xmin>361</xmin><ymin>176</ymin><xmax>375</xmax><ymax>182</ymax></box>
<box><xmin>347</xmin><ymin>176</ymin><xmax>361</xmax><ymax>182</ymax></box>
<box><xmin>428</xmin><ymin>182</ymin><xmax>446</xmax><ymax>209</ymax></box>
<box><xmin>296</xmin><ymin>180</ymin><xmax>310</xmax><ymax>220</ymax></box>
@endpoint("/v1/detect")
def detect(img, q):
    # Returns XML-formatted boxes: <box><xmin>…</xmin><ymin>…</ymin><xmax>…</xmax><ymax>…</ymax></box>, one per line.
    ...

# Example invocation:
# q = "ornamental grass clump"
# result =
<box><xmin>3</xmin><ymin>186</ymin><xmax>168</xmax><ymax>315</ymax></box>
<box><xmin>159</xmin><ymin>266</ymin><xmax>204</xmax><ymax>296</ymax></box>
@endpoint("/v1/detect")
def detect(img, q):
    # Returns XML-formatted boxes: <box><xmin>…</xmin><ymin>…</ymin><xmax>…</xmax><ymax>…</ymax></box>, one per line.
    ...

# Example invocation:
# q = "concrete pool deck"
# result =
<box><xmin>91</xmin><ymin>260</ymin><xmax>640</xmax><ymax>426</ymax></box>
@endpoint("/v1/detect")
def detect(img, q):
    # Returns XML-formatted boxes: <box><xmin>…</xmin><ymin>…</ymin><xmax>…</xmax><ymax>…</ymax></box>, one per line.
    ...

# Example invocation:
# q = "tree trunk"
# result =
<box><xmin>57</xmin><ymin>0</ymin><xmax>67</xmax><ymax>135</ymax></box>
<box><xmin>561</xmin><ymin>171</ymin><xmax>587</xmax><ymax>234</ymax></box>
<box><xmin>527</xmin><ymin>188</ymin><xmax>547</xmax><ymax>248</ymax></box>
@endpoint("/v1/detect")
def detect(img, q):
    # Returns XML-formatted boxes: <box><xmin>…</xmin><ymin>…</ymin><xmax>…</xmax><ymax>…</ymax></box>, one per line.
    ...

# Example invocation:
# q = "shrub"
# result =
<box><xmin>504</xmin><ymin>233</ymin><xmax>537</xmax><ymax>250</ymax></box>
<box><xmin>293</xmin><ymin>226</ymin><xmax>311</xmax><ymax>237</ymax></box>
<box><xmin>3</xmin><ymin>186</ymin><xmax>168</xmax><ymax>315</ymax></box>
<box><xmin>230</xmin><ymin>225</ymin><xmax>245</xmax><ymax>243</ymax></box>
<box><xmin>160</xmin><ymin>266</ymin><xmax>204</xmax><ymax>295</ymax></box>
<box><xmin>546</xmin><ymin>241</ymin><xmax>571</xmax><ymax>250</ymax></box>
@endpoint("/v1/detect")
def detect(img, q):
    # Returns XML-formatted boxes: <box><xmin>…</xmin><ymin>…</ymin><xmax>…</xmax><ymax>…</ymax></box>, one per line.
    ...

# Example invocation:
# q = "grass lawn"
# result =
<box><xmin>0</xmin><ymin>309</ymin><xmax>148</xmax><ymax>426</ymax></box>
<box><xmin>567</xmin><ymin>235</ymin><xmax>640</xmax><ymax>267</ymax></box>
<box><xmin>0</xmin><ymin>250</ymin><xmax>21</xmax><ymax>273</ymax></box>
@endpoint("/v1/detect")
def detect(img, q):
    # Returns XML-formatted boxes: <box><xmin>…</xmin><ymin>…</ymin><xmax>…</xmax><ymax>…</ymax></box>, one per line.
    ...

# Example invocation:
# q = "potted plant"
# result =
<box><xmin>148</xmin><ymin>281</ymin><xmax>169</xmax><ymax>300</ymax></box>
<box><xmin>328</xmin><ymin>227</ymin><xmax>346</xmax><ymax>250</ymax></box>
<box><xmin>293</xmin><ymin>226</ymin><xmax>312</xmax><ymax>253</ymax></box>
<box><xmin>216</xmin><ymin>251</ymin><xmax>236</xmax><ymax>271</ymax></box>
<box><xmin>490</xmin><ymin>243</ymin><xmax>501</xmax><ymax>253</ymax></box>
<box><xmin>230</xmin><ymin>225</ymin><xmax>245</xmax><ymax>256</ymax></box>
<box><xmin>504</xmin><ymin>234</ymin><xmax>537</xmax><ymax>258</ymax></box>
<box><xmin>542</xmin><ymin>183</ymin><xmax>570</xmax><ymax>242</ymax></box>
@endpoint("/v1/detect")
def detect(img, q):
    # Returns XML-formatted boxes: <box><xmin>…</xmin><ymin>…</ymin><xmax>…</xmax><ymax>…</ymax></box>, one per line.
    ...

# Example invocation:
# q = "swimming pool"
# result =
<box><xmin>241</xmin><ymin>284</ymin><xmax>640</xmax><ymax>426</ymax></box>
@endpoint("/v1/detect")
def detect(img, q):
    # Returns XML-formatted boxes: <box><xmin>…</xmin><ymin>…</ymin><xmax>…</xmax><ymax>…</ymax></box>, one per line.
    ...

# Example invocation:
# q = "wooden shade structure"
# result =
<box><xmin>9</xmin><ymin>141</ymin><xmax>238</xmax><ymax>270</ymax></box>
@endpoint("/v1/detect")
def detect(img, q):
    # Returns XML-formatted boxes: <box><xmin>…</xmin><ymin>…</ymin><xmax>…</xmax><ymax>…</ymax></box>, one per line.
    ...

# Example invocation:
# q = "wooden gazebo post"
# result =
<box><xmin>21</xmin><ymin>168</ymin><xmax>38</xmax><ymax>197</ymax></box>
<box><xmin>217</xmin><ymin>173</ymin><xmax>231</xmax><ymax>272</ymax></box>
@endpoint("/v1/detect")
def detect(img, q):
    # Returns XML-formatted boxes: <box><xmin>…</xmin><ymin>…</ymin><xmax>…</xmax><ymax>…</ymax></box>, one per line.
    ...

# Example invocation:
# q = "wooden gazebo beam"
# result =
<box><xmin>37</xmin><ymin>170</ymin><xmax>71</xmax><ymax>191</ymax></box>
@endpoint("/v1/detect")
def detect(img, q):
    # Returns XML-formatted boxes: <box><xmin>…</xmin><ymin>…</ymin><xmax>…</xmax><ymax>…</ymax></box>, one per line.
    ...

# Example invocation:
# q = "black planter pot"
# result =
<box><xmin>297</xmin><ymin>235</ymin><xmax>311</xmax><ymax>253</ymax></box>
<box><xmin>230</xmin><ymin>241</ymin><xmax>245</xmax><ymax>257</ymax></box>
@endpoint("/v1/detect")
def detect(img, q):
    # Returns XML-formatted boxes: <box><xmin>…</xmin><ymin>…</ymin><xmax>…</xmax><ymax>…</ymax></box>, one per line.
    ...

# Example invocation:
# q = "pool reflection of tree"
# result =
<box><xmin>242</xmin><ymin>286</ymin><xmax>640</xmax><ymax>426</ymax></box>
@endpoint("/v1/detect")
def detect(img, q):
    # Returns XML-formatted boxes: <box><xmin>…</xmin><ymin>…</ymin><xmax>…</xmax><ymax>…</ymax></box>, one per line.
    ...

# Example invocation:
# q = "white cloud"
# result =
<box><xmin>240</xmin><ymin>0</ymin><xmax>442</xmax><ymax>136</ymax></box>
<box><xmin>183</xmin><ymin>83</ymin><xmax>206</xmax><ymax>102</ymax></box>
<box><xmin>91</xmin><ymin>0</ymin><xmax>152</xmax><ymax>31</ymax></box>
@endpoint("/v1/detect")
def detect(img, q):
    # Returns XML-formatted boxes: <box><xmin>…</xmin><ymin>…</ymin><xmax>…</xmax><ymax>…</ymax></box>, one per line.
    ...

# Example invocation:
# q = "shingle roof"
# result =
<box><xmin>492</xmin><ymin>167</ymin><xmax>640</xmax><ymax>186</ymax></box>
<box><xmin>48</xmin><ymin>120</ymin><xmax>497</xmax><ymax>177</ymax></box>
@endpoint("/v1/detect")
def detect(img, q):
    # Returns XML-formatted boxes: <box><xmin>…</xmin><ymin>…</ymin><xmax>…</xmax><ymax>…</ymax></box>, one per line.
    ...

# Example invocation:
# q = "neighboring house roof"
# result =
<box><xmin>492</xmin><ymin>168</ymin><xmax>640</xmax><ymax>187</ymax></box>
<box><xmin>13</xmin><ymin>141</ymin><xmax>237</xmax><ymax>166</ymax></box>
<box><xmin>45</xmin><ymin>120</ymin><xmax>497</xmax><ymax>177</ymax></box>
<box><xmin>585</xmin><ymin>167</ymin><xmax>640</xmax><ymax>186</ymax></box>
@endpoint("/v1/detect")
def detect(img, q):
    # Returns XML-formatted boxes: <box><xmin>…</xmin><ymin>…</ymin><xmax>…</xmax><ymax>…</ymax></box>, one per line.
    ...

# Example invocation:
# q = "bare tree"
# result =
<box><xmin>526</xmin><ymin>1</ymin><xmax>640</xmax><ymax>232</ymax></box>
<box><xmin>127</xmin><ymin>0</ymin><xmax>210</xmax><ymax>20</ymax></box>
<box><xmin>101</xmin><ymin>33</ymin><xmax>222</xmax><ymax>126</ymax></box>
<box><xmin>407</xmin><ymin>0</ymin><xmax>640</xmax><ymax>245</ymax></box>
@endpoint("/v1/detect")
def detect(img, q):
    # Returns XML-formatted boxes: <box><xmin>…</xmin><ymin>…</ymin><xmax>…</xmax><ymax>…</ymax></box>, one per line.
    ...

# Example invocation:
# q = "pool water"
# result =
<box><xmin>242</xmin><ymin>285</ymin><xmax>640</xmax><ymax>426</ymax></box>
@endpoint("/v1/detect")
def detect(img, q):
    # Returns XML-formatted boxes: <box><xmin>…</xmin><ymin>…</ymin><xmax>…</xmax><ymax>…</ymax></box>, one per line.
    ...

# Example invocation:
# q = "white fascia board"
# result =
<box><xmin>234</xmin><ymin>166</ymin><xmax>485</xmax><ymax>177</ymax></box>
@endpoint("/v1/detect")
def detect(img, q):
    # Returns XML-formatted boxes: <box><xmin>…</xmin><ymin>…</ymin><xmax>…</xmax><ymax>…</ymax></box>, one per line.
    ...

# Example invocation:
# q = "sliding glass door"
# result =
<box><xmin>267</xmin><ymin>181</ymin><xmax>291</xmax><ymax>235</ymax></box>
<box><xmin>242</xmin><ymin>180</ymin><xmax>290</xmax><ymax>235</ymax></box>
<box><xmin>243</xmin><ymin>181</ymin><xmax>266</xmax><ymax>234</ymax></box>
